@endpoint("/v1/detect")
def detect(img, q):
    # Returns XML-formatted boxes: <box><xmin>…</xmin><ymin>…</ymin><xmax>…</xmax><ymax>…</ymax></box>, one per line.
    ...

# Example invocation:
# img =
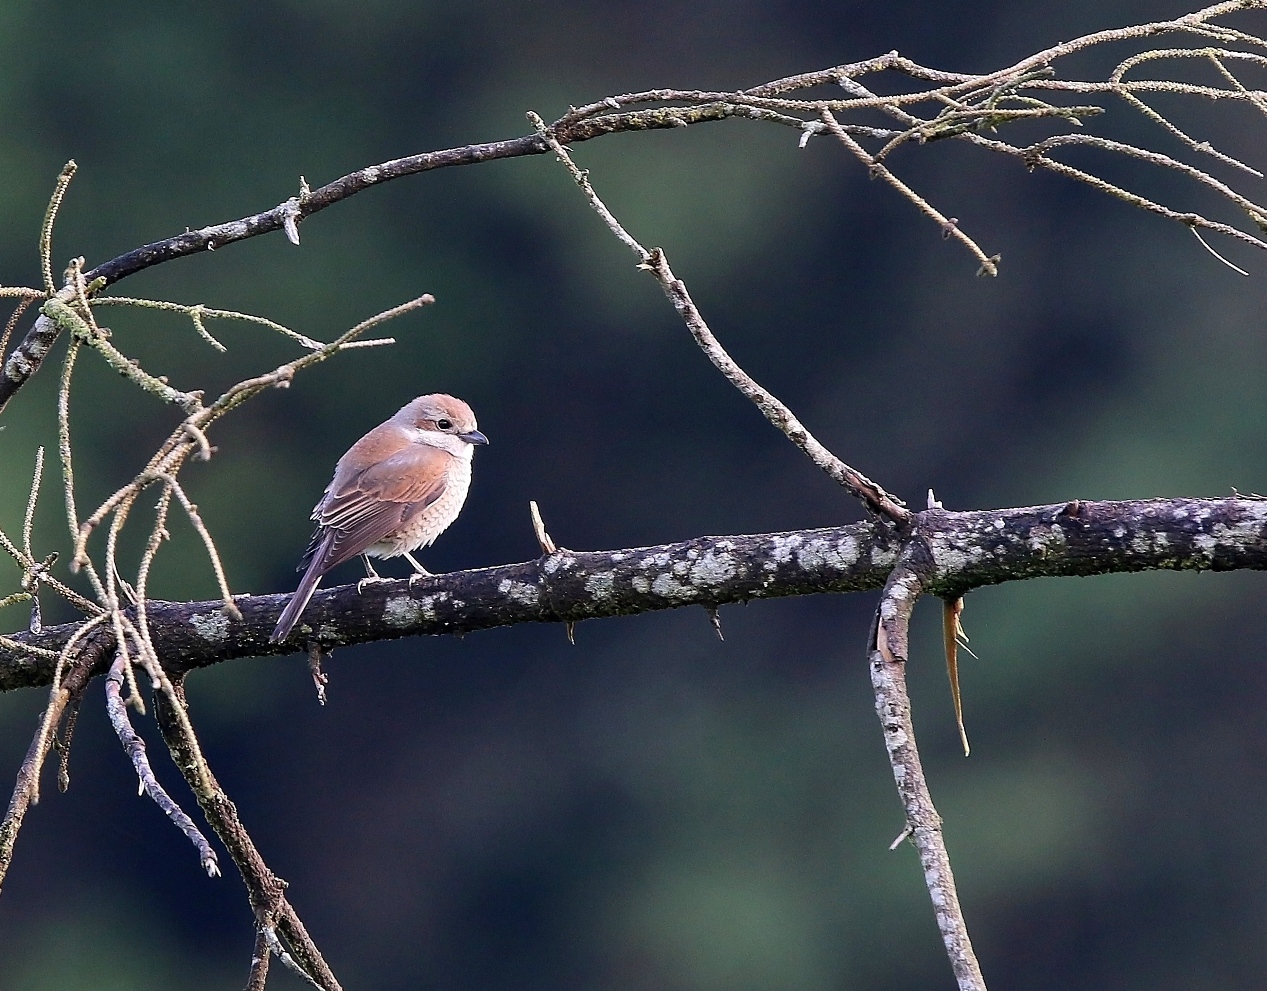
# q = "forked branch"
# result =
<box><xmin>3</xmin><ymin>5</ymin><xmax>1267</xmax><ymax>987</ymax></box>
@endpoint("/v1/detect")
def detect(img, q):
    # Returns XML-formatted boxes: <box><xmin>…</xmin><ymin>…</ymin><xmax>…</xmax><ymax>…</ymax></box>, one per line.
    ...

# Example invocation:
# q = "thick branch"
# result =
<box><xmin>3</xmin><ymin>496</ymin><xmax>1266</xmax><ymax>694</ymax></box>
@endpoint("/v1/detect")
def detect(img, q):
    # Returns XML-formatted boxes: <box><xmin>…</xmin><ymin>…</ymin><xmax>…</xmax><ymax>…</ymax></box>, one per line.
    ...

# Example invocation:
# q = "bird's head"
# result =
<box><xmin>396</xmin><ymin>394</ymin><xmax>489</xmax><ymax>449</ymax></box>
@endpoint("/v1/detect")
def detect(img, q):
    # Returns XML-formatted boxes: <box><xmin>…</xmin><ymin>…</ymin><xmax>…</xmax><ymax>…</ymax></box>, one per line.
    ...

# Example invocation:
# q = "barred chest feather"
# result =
<box><xmin>366</xmin><ymin>452</ymin><xmax>473</xmax><ymax>559</ymax></box>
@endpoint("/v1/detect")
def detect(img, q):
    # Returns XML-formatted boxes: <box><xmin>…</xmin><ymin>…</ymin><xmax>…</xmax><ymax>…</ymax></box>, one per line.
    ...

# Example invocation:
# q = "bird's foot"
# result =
<box><xmin>356</xmin><ymin>575</ymin><xmax>394</xmax><ymax>594</ymax></box>
<box><xmin>403</xmin><ymin>552</ymin><xmax>434</xmax><ymax>584</ymax></box>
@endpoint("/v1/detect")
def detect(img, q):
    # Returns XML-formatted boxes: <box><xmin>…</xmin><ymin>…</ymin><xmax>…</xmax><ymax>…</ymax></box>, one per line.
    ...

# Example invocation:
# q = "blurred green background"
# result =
<box><xmin>3</xmin><ymin>1</ymin><xmax>1267</xmax><ymax>988</ymax></box>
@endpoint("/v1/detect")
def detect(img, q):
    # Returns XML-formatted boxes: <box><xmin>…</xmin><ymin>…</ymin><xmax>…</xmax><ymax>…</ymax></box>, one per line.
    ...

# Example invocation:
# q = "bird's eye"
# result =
<box><xmin>436</xmin><ymin>418</ymin><xmax>453</xmax><ymax>430</ymax></box>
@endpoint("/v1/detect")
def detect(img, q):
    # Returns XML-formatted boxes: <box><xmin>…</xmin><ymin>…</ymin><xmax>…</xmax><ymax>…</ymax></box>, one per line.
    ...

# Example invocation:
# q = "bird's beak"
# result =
<box><xmin>460</xmin><ymin>429</ymin><xmax>489</xmax><ymax>446</ymax></box>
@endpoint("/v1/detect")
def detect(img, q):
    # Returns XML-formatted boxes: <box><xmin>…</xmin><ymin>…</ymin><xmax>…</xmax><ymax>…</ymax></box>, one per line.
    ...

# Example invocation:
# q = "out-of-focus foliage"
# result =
<box><xmin>2</xmin><ymin>1</ymin><xmax>1267</xmax><ymax>989</ymax></box>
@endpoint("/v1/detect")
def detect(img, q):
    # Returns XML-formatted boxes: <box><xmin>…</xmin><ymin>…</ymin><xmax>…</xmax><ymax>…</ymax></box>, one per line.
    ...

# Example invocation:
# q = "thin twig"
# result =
<box><xmin>820</xmin><ymin>111</ymin><xmax>1001</xmax><ymax>276</ymax></box>
<box><xmin>0</xmin><ymin>684</ymin><xmax>70</xmax><ymax>889</ymax></box>
<box><xmin>0</xmin><ymin>633</ymin><xmax>58</xmax><ymax>660</ymax></box>
<box><xmin>21</xmin><ymin>448</ymin><xmax>44</xmax><ymax>564</ymax></box>
<box><xmin>529</xmin><ymin>111</ymin><xmax>911</xmax><ymax>523</ymax></box>
<box><xmin>29</xmin><ymin>615</ymin><xmax>112</xmax><ymax>808</ymax></box>
<box><xmin>92</xmin><ymin>296</ymin><xmax>325</xmax><ymax>351</ymax></box>
<box><xmin>262</xmin><ymin>925</ymin><xmax>323</xmax><ymax>989</ymax></box>
<box><xmin>57</xmin><ymin>338</ymin><xmax>107</xmax><ymax>603</ymax></box>
<box><xmin>104</xmin><ymin>651</ymin><xmax>220</xmax><ymax>876</ymax></box>
<box><xmin>1192</xmin><ymin>226</ymin><xmax>1251</xmax><ymax>274</ymax></box>
<box><xmin>0</xmin><ymin>297</ymin><xmax>35</xmax><ymax>361</ymax></box>
<box><xmin>39</xmin><ymin>162</ymin><xmax>77</xmax><ymax>297</ymax></box>
<box><xmin>54</xmin><ymin>693</ymin><xmax>80</xmax><ymax>793</ymax></box>
<box><xmin>529</xmin><ymin>500</ymin><xmax>557</xmax><ymax>554</ymax></box>
<box><xmin>307</xmin><ymin>643</ymin><xmax>329</xmax><ymax>706</ymax></box>
<box><xmin>0</xmin><ymin>624</ymin><xmax>105</xmax><ymax>893</ymax></box>
<box><xmin>156</xmin><ymin>473</ymin><xmax>242</xmax><ymax>621</ymax></box>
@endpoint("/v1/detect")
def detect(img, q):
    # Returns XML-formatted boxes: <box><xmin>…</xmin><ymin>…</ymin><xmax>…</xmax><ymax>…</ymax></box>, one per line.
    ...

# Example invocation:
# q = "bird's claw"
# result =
<box><xmin>356</xmin><ymin>575</ymin><xmax>393</xmax><ymax>594</ymax></box>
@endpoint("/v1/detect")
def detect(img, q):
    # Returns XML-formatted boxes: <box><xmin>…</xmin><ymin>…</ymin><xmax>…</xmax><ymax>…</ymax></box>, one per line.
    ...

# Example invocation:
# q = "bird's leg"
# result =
<box><xmin>404</xmin><ymin>552</ymin><xmax>433</xmax><ymax>585</ymax></box>
<box><xmin>356</xmin><ymin>555</ymin><xmax>393</xmax><ymax>593</ymax></box>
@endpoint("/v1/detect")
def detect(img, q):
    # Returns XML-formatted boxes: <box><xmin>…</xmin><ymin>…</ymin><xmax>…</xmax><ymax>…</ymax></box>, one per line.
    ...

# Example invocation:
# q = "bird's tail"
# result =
<box><xmin>270</xmin><ymin>557</ymin><xmax>327</xmax><ymax>643</ymax></box>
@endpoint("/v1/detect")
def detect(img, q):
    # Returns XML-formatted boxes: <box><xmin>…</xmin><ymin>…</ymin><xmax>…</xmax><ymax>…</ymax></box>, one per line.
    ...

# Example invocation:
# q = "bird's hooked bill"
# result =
<box><xmin>460</xmin><ymin>429</ymin><xmax>489</xmax><ymax>445</ymax></box>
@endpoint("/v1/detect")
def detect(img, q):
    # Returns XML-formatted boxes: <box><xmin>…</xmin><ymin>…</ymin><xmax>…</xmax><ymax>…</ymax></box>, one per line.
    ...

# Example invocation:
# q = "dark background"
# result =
<box><xmin>2</xmin><ymin>1</ymin><xmax>1267</xmax><ymax>988</ymax></box>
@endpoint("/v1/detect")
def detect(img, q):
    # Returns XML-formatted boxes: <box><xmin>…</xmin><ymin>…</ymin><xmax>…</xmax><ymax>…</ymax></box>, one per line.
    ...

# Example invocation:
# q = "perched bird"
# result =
<box><xmin>270</xmin><ymin>394</ymin><xmax>488</xmax><ymax>643</ymax></box>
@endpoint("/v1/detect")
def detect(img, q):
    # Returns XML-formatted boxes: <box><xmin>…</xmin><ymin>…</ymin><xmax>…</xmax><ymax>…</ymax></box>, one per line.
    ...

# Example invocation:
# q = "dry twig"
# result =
<box><xmin>104</xmin><ymin>651</ymin><xmax>220</xmax><ymax>876</ymax></box>
<box><xmin>528</xmin><ymin>110</ymin><xmax>911</xmax><ymax>524</ymax></box>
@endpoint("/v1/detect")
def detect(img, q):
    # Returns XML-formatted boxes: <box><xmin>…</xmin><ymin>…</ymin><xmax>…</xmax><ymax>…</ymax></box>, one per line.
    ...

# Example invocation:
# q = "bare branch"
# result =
<box><xmin>104</xmin><ymin>651</ymin><xmax>220</xmax><ymax>876</ymax></box>
<box><xmin>529</xmin><ymin>110</ymin><xmax>911</xmax><ymax>523</ymax></box>
<box><xmin>819</xmin><ymin>110</ymin><xmax>1000</xmax><ymax>277</ymax></box>
<box><xmin>871</xmin><ymin>562</ymin><xmax>984</xmax><ymax>991</ymax></box>
<box><xmin>3</xmin><ymin>496</ymin><xmax>1265</xmax><ymax>694</ymax></box>
<box><xmin>0</xmin><ymin>4</ymin><xmax>1263</xmax><ymax>418</ymax></box>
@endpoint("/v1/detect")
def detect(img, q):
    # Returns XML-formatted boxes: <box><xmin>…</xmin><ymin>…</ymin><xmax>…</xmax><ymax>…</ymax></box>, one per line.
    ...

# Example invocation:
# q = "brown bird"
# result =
<box><xmin>270</xmin><ymin>394</ymin><xmax>488</xmax><ymax>643</ymax></box>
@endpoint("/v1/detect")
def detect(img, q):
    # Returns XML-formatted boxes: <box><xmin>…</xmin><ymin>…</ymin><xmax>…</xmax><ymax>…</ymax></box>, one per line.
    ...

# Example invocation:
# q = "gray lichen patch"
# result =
<box><xmin>924</xmin><ymin>533</ymin><xmax>987</xmax><ymax>577</ymax></box>
<box><xmin>650</xmin><ymin>573</ymin><xmax>692</xmax><ymax>600</ymax></box>
<box><xmin>870</xmin><ymin>544</ymin><xmax>898</xmax><ymax>567</ymax></box>
<box><xmin>768</xmin><ymin>533</ymin><xmax>804</xmax><ymax>566</ymax></box>
<box><xmin>584</xmin><ymin>571</ymin><xmax>615</xmax><ymax>599</ymax></box>
<box><xmin>496</xmin><ymin>578</ymin><xmax>540</xmax><ymax>607</ymax></box>
<box><xmin>542</xmin><ymin>553</ymin><xmax>573</xmax><ymax>575</ymax></box>
<box><xmin>383</xmin><ymin>595</ymin><xmax>435</xmax><ymax>627</ymax></box>
<box><xmin>687</xmin><ymin>548</ymin><xmax>738</xmax><ymax>588</ymax></box>
<box><xmin>1208</xmin><ymin>505</ymin><xmax>1267</xmax><ymax>545</ymax></box>
<box><xmin>189</xmin><ymin>611</ymin><xmax>230</xmax><ymax>642</ymax></box>
<box><xmin>1027</xmin><ymin>524</ymin><xmax>1067</xmax><ymax>555</ymax></box>
<box><xmin>794</xmin><ymin>534</ymin><xmax>861</xmax><ymax>572</ymax></box>
<box><xmin>640</xmin><ymin>551</ymin><xmax>673</xmax><ymax>570</ymax></box>
<box><xmin>1130</xmin><ymin>530</ymin><xmax>1170</xmax><ymax>556</ymax></box>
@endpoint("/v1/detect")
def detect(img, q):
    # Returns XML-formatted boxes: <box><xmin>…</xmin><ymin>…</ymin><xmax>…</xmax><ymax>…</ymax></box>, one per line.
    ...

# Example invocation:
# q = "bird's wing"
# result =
<box><xmin>300</xmin><ymin>441</ymin><xmax>451</xmax><ymax>574</ymax></box>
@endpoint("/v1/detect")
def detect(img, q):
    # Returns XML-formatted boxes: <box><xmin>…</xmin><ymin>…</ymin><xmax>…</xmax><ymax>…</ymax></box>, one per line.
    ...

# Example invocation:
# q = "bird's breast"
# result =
<box><xmin>366</xmin><ymin>453</ymin><xmax>473</xmax><ymax>559</ymax></box>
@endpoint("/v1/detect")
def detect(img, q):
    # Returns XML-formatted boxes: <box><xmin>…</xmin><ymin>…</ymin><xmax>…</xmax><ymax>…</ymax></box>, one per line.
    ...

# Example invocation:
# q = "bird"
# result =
<box><xmin>270</xmin><ymin>393</ymin><xmax>488</xmax><ymax>643</ymax></box>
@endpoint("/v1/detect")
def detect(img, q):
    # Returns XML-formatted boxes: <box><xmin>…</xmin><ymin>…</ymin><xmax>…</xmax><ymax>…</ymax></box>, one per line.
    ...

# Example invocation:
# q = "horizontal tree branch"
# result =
<box><xmin>3</xmin><ymin>496</ymin><xmax>1266</xmax><ymax>694</ymax></box>
<box><xmin>3</xmin><ymin>3</ymin><xmax>1261</xmax><ymax>416</ymax></box>
<box><xmin>0</xmin><ymin>105</ymin><xmax>803</xmax><ymax>416</ymax></box>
